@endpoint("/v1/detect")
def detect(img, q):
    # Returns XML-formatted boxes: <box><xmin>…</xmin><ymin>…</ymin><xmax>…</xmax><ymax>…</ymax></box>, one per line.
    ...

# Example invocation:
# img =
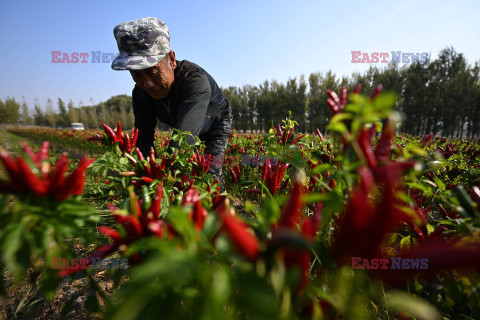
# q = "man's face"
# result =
<box><xmin>129</xmin><ymin>51</ymin><xmax>177</xmax><ymax>99</ymax></box>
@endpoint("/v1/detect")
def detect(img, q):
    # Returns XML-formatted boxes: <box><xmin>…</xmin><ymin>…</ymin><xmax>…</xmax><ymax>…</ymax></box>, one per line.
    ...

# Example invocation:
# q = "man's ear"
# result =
<box><xmin>169</xmin><ymin>50</ymin><xmax>176</xmax><ymax>69</ymax></box>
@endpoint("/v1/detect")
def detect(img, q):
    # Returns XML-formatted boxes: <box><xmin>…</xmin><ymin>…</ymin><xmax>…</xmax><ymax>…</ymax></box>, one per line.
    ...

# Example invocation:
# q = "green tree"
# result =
<box><xmin>68</xmin><ymin>99</ymin><xmax>79</xmax><ymax>123</ymax></box>
<box><xmin>57</xmin><ymin>98</ymin><xmax>71</xmax><ymax>128</ymax></box>
<box><xmin>0</xmin><ymin>97</ymin><xmax>21</xmax><ymax>125</ymax></box>
<box><xmin>44</xmin><ymin>98</ymin><xmax>57</xmax><ymax>127</ymax></box>
<box><xmin>256</xmin><ymin>80</ymin><xmax>273</xmax><ymax>132</ymax></box>
<box><xmin>20</xmin><ymin>100</ymin><xmax>32</xmax><ymax>125</ymax></box>
<box><xmin>33</xmin><ymin>99</ymin><xmax>46</xmax><ymax>126</ymax></box>
<box><xmin>285</xmin><ymin>76</ymin><xmax>307</xmax><ymax>132</ymax></box>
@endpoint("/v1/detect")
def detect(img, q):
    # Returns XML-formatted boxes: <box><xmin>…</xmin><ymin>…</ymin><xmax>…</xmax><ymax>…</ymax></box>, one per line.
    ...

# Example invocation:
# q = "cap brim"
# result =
<box><xmin>111</xmin><ymin>52</ymin><xmax>167</xmax><ymax>70</ymax></box>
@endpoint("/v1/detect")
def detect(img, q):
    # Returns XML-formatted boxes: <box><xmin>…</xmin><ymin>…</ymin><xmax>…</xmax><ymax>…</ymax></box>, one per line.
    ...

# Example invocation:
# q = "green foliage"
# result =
<box><xmin>0</xmin><ymin>97</ymin><xmax>21</xmax><ymax>124</ymax></box>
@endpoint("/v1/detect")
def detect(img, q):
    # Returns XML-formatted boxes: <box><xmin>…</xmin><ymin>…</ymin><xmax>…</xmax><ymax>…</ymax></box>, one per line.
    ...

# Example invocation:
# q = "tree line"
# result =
<box><xmin>1</xmin><ymin>47</ymin><xmax>478</xmax><ymax>138</ymax></box>
<box><xmin>0</xmin><ymin>95</ymin><xmax>136</xmax><ymax>130</ymax></box>
<box><xmin>223</xmin><ymin>47</ymin><xmax>480</xmax><ymax>139</ymax></box>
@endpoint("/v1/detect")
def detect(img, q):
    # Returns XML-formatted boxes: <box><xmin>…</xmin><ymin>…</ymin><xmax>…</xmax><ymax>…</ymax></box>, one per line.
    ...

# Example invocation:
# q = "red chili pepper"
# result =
<box><xmin>133</xmin><ymin>129</ymin><xmax>139</xmax><ymax>146</ymax></box>
<box><xmin>56</xmin><ymin>157</ymin><xmax>94</xmax><ymax>200</ymax></box>
<box><xmin>340</xmin><ymin>87</ymin><xmax>347</xmax><ymax>106</ymax></box>
<box><xmin>290</xmin><ymin>134</ymin><xmax>306</xmax><ymax>145</ymax></box>
<box><xmin>148</xmin><ymin>184</ymin><xmax>163</xmax><ymax>219</ymax></box>
<box><xmin>374</xmin><ymin>119</ymin><xmax>394</xmax><ymax>162</ymax></box>
<box><xmin>281</xmin><ymin>126</ymin><xmax>288</xmax><ymax>144</ymax></box>
<box><xmin>17</xmin><ymin>158</ymin><xmax>48</xmax><ymax>196</ymax></box>
<box><xmin>0</xmin><ymin>149</ymin><xmax>24</xmax><ymax>191</ymax></box>
<box><xmin>21</xmin><ymin>142</ymin><xmax>39</xmax><ymax>167</ymax></box>
<box><xmin>124</xmin><ymin>134</ymin><xmax>132</xmax><ymax>153</ymax></box>
<box><xmin>287</xmin><ymin>127</ymin><xmax>294</xmax><ymax>143</ymax></box>
<box><xmin>141</xmin><ymin>160</ymin><xmax>152</xmax><ymax>178</ymax></box>
<box><xmin>70</xmin><ymin>158</ymin><xmax>94</xmax><ymax>195</ymax></box>
<box><xmin>115</xmin><ymin>121</ymin><xmax>123</xmax><ymax>142</ymax></box>
<box><xmin>190</xmin><ymin>201</ymin><xmax>208</xmax><ymax>230</ymax></box>
<box><xmin>228</xmin><ymin>167</ymin><xmax>238</xmax><ymax>183</ymax></box>
<box><xmin>128</xmin><ymin>187</ymin><xmax>143</xmax><ymax>219</ymax></box>
<box><xmin>352</xmin><ymin>84</ymin><xmax>362</xmax><ymax>94</ymax></box>
<box><xmin>278</xmin><ymin>176</ymin><xmax>304</xmax><ymax>228</ymax></box>
<box><xmin>326</xmin><ymin>98</ymin><xmax>340</xmax><ymax>115</ymax></box>
<box><xmin>114</xmin><ymin>214</ymin><xmax>143</xmax><ymax>241</ymax></box>
<box><xmin>147</xmin><ymin>220</ymin><xmax>165</xmax><ymax>237</ymax></box>
<box><xmin>135</xmin><ymin>147</ymin><xmax>144</xmax><ymax>161</ymax></box>
<box><xmin>101</xmin><ymin>123</ymin><xmax>117</xmax><ymax>142</ymax></box>
<box><xmin>276</xmin><ymin>163</ymin><xmax>288</xmax><ymax>191</ymax></box>
<box><xmin>370</xmin><ymin>84</ymin><xmax>383</xmax><ymax>99</ymax></box>
<box><xmin>98</xmin><ymin>226</ymin><xmax>124</xmax><ymax>245</ymax></box>
<box><xmin>141</xmin><ymin>177</ymin><xmax>154</xmax><ymax>184</ymax></box>
<box><xmin>325</xmin><ymin>89</ymin><xmax>340</xmax><ymax>106</ymax></box>
<box><xmin>357</xmin><ymin>128</ymin><xmax>378</xmax><ymax>170</ymax></box>
<box><xmin>220</xmin><ymin>212</ymin><xmax>260</xmax><ymax>262</ymax></box>
<box><xmin>328</xmin><ymin>179</ymin><xmax>336</xmax><ymax>189</ymax></box>
<box><xmin>131</xmin><ymin>180</ymin><xmax>143</xmax><ymax>188</ymax></box>
<box><xmin>49</xmin><ymin>154</ymin><xmax>70</xmax><ymax>196</ymax></box>
<box><xmin>37</xmin><ymin>141</ymin><xmax>50</xmax><ymax>163</ymax></box>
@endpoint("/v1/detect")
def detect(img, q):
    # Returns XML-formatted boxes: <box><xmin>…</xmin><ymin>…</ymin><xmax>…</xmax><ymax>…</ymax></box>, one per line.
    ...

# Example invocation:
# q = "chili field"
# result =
<box><xmin>1</xmin><ymin>86</ymin><xmax>480</xmax><ymax>320</ymax></box>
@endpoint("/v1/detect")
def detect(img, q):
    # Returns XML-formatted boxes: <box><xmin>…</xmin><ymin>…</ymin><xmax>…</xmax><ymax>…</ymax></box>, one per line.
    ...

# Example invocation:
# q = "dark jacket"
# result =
<box><xmin>132</xmin><ymin>59</ymin><xmax>231</xmax><ymax>157</ymax></box>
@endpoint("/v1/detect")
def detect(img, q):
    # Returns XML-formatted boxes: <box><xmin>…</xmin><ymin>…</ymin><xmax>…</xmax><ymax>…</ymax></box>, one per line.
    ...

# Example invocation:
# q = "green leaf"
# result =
<box><xmin>455</xmin><ymin>185</ymin><xmax>479</xmax><ymax>218</ymax></box>
<box><xmin>400</xmin><ymin>235</ymin><xmax>416</xmax><ymax>250</ymax></box>
<box><xmin>303</xmin><ymin>193</ymin><xmax>325</xmax><ymax>203</ymax></box>
<box><xmin>372</xmin><ymin>92</ymin><xmax>396</xmax><ymax>111</ymax></box>
<box><xmin>327</xmin><ymin>122</ymin><xmax>348</xmax><ymax>134</ymax></box>
<box><xmin>2</xmin><ymin>219</ymin><xmax>29</xmax><ymax>281</ymax></box>
<box><xmin>433</xmin><ymin>176</ymin><xmax>445</xmax><ymax>191</ymax></box>
<box><xmin>386</xmin><ymin>291</ymin><xmax>440</xmax><ymax>320</ymax></box>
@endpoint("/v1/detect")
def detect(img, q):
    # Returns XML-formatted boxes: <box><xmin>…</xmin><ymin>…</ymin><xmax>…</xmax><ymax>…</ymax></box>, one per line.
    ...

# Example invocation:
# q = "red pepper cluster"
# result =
<box><xmin>436</xmin><ymin>141</ymin><xmax>480</xmax><ymax>162</ymax></box>
<box><xmin>122</xmin><ymin>147</ymin><xmax>171</xmax><ymax>186</ymax></box>
<box><xmin>217</xmin><ymin>204</ymin><xmax>260</xmax><ymax>262</ymax></box>
<box><xmin>190</xmin><ymin>150</ymin><xmax>211</xmax><ymax>176</ymax></box>
<box><xmin>246</xmin><ymin>158</ymin><xmax>289</xmax><ymax>195</ymax></box>
<box><xmin>322</xmin><ymin>85</ymin><xmax>480</xmax><ymax>284</ymax></box>
<box><xmin>322</xmin><ymin>85</ymin><xmax>418</xmax><ymax>263</ymax></box>
<box><xmin>271</xmin><ymin>124</ymin><xmax>306</xmax><ymax>146</ymax></box>
<box><xmin>59</xmin><ymin>184</ymin><xmax>165</xmax><ymax>276</ymax></box>
<box><xmin>227</xmin><ymin>163</ymin><xmax>242</xmax><ymax>183</ymax></box>
<box><xmin>59</xmin><ymin>184</ymin><xmax>218</xmax><ymax>277</ymax></box>
<box><xmin>331</xmin><ymin>161</ymin><xmax>417</xmax><ymax>265</ymax></box>
<box><xmin>0</xmin><ymin>141</ymin><xmax>93</xmax><ymax>200</ymax></box>
<box><xmin>218</xmin><ymin>176</ymin><xmax>320</xmax><ymax>291</ymax></box>
<box><xmin>88</xmin><ymin>122</ymin><xmax>138</xmax><ymax>154</ymax></box>
<box><xmin>260</xmin><ymin>158</ymin><xmax>289</xmax><ymax>195</ymax></box>
<box><xmin>437</xmin><ymin>143</ymin><xmax>457</xmax><ymax>159</ymax></box>
<box><xmin>182</xmin><ymin>188</ymin><xmax>208</xmax><ymax>230</ymax></box>
<box><xmin>325</xmin><ymin>84</ymin><xmax>381</xmax><ymax>116</ymax></box>
<box><xmin>174</xmin><ymin>174</ymin><xmax>195</xmax><ymax>193</ymax></box>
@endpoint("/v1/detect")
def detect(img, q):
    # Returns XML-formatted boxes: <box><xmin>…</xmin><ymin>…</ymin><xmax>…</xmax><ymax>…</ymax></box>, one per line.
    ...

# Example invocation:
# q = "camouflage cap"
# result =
<box><xmin>111</xmin><ymin>17</ymin><xmax>170</xmax><ymax>71</ymax></box>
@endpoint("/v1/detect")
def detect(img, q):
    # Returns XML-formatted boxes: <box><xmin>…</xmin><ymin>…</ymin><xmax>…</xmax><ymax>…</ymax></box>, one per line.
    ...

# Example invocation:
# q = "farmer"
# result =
<box><xmin>111</xmin><ymin>17</ymin><xmax>232</xmax><ymax>190</ymax></box>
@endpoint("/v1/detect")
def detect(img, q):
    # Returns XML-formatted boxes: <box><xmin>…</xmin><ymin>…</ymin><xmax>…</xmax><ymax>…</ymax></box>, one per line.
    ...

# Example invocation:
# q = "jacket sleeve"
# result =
<box><xmin>132</xmin><ymin>85</ymin><xmax>157</xmax><ymax>157</ymax></box>
<box><xmin>168</xmin><ymin>73</ymin><xmax>211</xmax><ymax>150</ymax></box>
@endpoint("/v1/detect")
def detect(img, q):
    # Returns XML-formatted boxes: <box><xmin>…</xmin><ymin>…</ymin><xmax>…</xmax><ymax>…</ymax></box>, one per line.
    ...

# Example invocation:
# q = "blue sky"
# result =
<box><xmin>0</xmin><ymin>0</ymin><xmax>479</xmax><ymax>110</ymax></box>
